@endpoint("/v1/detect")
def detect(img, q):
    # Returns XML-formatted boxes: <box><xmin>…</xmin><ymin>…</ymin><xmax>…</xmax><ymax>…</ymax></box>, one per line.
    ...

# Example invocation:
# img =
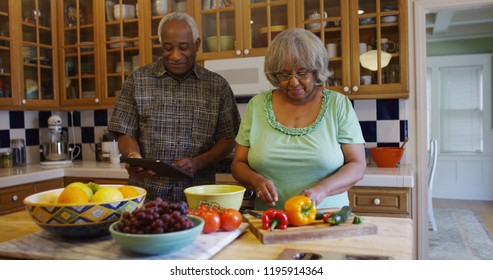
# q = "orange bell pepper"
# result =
<box><xmin>284</xmin><ymin>195</ymin><xmax>317</xmax><ymax>226</ymax></box>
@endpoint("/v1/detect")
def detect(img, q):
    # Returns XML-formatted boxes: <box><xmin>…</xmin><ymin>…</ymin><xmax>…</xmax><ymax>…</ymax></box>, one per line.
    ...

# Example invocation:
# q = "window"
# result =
<box><xmin>427</xmin><ymin>54</ymin><xmax>492</xmax><ymax>155</ymax></box>
<box><xmin>439</xmin><ymin>66</ymin><xmax>483</xmax><ymax>153</ymax></box>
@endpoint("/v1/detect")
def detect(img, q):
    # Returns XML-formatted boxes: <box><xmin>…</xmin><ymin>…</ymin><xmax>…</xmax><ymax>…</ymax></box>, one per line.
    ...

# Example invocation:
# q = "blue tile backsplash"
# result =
<box><xmin>0</xmin><ymin>99</ymin><xmax>408</xmax><ymax>163</ymax></box>
<box><xmin>376</xmin><ymin>99</ymin><xmax>400</xmax><ymax>120</ymax></box>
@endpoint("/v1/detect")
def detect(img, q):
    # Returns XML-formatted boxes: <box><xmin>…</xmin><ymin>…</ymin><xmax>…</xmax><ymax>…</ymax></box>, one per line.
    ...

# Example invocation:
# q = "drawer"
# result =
<box><xmin>33</xmin><ymin>178</ymin><xmax>64</xmax><ymax>193</ymax></box>
<box><xmin>348</xmin><ymin>187</ymin><xmax>410</xmax><ymax>218</ymax></box>
<box><xmin>0</xmin><ymin>184</ymin><xmax>33</xmax><ymax>215</ymax></box>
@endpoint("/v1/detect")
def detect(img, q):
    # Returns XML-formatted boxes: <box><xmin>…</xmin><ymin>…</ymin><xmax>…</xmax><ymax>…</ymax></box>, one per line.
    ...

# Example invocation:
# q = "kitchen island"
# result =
<box><xmin>0</xmin><ymin>161</ymin><xmax>415</xmax><ymax>259</ymax></box>
<box><xmin>0</xmin><ymin>210</ymin><xmax>414</xmax><ymax>260</ymax></box>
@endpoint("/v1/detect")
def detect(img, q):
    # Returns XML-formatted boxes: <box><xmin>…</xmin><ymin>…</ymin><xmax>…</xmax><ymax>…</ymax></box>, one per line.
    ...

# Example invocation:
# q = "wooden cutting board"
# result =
<box><xmin>0</xmin><ymin>223</ymin><xmax>248</xmax><ymax>260</ymax></box>
<box><xmin>245</xmin><ymin>213</ymin><xmax>377</xmax><ymax>244</ymax></box>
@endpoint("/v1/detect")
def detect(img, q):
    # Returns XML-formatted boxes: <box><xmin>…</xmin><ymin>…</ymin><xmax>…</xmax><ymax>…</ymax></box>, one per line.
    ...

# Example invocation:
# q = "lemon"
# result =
<box><xmin>91</xmin><ymin>187</ymin><xmax>124</xmax><ymax>203</ymax></box>
<box><xmin>39</xmin><ymin>191</ymin><xmax>62</xmax><ymax>204</ymax></box>
<box><xmin>57</xmin><ymin>187</ymin><xmax>90</xmax><ymax>204</ymax></box>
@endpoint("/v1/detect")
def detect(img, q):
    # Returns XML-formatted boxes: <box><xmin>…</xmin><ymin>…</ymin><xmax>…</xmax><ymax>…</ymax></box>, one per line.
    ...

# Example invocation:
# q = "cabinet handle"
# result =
<box><xmin>21</xmin><ymin>99</ymin><xmax>27</xmax><ymax>104</ymax></box>
<box><xmin>243</xmin><ymin>49</ymin><xmax>250</xmax><ymax>55</ymax></box>
<box><xmin>235</xmin><ymin>49</ymin><xmax>241</xmax><ymax>56</ymax></box>
<box><xmin>12</xmin><ymin>195</ymin><xmax>19</xmax><ymax>201</ymax></box>
<box><xmin>95</xmin><ymin>98</ymin><xmax>100</xmax><ymax>103</ymax></box>
<box><xmin>352</xmin><ymin>86</ymin><xmax>359</xmax><ymax>92</ymax></box>
<box><xmin>343</xmin><ymin>86</ymin><xmax>350</xmax><ymax>93</ymax></box>
<box><xmin>373</xmin><ymin>198</ymin><xmax>381</xmax><ymax>205</ymax></box>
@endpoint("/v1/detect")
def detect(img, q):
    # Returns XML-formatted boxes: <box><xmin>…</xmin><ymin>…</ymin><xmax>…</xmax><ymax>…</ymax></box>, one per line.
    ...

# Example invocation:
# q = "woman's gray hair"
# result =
<box><xmin>157</xmin><ymin>13</ymin><xmax>200</xmax><ymax>43</ymax></box>
<box><xmin>264</xmin><ymin>28</ymin><xmax>329</xmax><ymax>87</ymax></box>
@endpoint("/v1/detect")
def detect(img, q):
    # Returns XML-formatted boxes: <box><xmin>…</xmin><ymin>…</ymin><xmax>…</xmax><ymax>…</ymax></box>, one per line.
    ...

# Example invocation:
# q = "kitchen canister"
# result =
<box><xmin>11</xmin><ymin>139</ymin><xmax>26</xmax><ymax>166</ymax></box>
<box><xmin>326</xmin><ymin>43</ymin><xmax>337</xmax><ymax>58</ymax></box>
<box><xmin>202</xmin><ymin>0</ymin><xmax>211</xmax><ymax>9</ymax></box>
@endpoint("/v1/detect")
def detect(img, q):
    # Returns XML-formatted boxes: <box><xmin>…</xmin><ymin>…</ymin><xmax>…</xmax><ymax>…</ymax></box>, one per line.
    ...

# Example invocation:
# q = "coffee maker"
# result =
<box><xmin>40</xmin><ymin>115</ymin><xmax>71</xmax><ymax>165</ymax></box>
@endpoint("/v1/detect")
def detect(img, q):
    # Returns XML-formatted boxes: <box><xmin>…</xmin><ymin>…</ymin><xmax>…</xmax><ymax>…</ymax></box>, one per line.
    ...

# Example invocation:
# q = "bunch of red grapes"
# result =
<box><xmin>115</xmin><ymin>197</ymin><xmax>194</xmax><ymax>234</ymax></box>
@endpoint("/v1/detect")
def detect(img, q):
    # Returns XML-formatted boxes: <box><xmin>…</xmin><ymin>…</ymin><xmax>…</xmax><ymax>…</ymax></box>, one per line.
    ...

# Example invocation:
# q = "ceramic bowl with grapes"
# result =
<box><xmin>109</xmin><ymin>215</ymin><xmax>204</xmax><ymax>255</ymax></box>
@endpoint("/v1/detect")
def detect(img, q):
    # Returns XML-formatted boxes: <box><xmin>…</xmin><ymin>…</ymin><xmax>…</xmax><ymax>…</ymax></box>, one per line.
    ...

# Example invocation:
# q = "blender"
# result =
<box><xmin>40</xmin><ymin>115</ymin><xmax>72</xmax><ymax>165</ymax></box>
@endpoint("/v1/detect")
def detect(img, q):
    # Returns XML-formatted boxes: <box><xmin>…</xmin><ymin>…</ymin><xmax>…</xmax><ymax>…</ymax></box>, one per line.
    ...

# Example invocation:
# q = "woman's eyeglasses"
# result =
<box><xmin>275</xmin><ymin>71</ymin><xmax>312</xmax><ymax>81</ymax></box>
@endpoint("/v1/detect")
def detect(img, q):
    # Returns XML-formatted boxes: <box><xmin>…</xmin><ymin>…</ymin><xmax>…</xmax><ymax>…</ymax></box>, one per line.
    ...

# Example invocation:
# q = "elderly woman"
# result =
<box><xmin>231</xmin><ymin>28</ymin><xmax>366</xmax><ymax>210</ymax></box>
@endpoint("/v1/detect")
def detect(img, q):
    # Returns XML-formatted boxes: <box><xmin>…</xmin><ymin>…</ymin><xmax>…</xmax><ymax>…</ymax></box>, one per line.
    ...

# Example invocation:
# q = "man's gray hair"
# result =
<box><xmin>157</xmin><ymin>12</ymin><xmax>200</xmax><ymax>43</ymax></box>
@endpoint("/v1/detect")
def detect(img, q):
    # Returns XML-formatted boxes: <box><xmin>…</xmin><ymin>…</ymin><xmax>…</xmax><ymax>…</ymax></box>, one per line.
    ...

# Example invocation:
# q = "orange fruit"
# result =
<box><xmin>119</xmin><ymin>185</ymin><xmax>140</xmax><ymax>198</ymax></box>
<box><xmin>65</xmin><ymin>182</ymin><xmax>93</xmax><ymax>200</ymax></box>
<box><xmin>57</xmin><ymin>187</ymin><xmax>89</xmax><ymax>204</ymax></box>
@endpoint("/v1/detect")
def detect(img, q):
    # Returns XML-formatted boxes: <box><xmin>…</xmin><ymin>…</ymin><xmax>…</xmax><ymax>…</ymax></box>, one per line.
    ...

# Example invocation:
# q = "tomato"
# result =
<box><xmin>196</xmin><ymin>210</ymin><xmax>221</xmax><ymax>233</ymax></box>
<box><xmin>219</xmin><ymin>208</ymin><xmax>242</xmax><ymax>231</ymax></box>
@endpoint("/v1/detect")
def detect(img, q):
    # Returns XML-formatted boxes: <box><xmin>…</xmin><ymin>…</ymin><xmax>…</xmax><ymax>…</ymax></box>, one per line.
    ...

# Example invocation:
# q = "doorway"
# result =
<box><xmin>414</xmin><ymin>0</ymin><xmax>493</xmax><ymax>260</ymax></box>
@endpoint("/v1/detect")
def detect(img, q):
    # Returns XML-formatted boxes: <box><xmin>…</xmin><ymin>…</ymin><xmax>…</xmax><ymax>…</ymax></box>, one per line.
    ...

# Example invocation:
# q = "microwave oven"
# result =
<box><xmin>204</xmin><ymin>56</ymin><xmax>274</xmax><ymax>97</ymax></box>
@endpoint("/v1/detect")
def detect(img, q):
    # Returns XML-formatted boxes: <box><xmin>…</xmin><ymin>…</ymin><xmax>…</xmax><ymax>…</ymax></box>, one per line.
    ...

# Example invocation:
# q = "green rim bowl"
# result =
<box><xmin>206</xmin><ymin>35</ymin><xmax>235</xmax><ymax>52</ymax></box>
<box><xmin>184</xmin><ymin>184</ymin><xmax>246</xmax><ymax>210</ymax></box>
<box><xmin>110</xmin><ymin>215</ymin><xmax>204</xmax><ymax>255</ymax></box>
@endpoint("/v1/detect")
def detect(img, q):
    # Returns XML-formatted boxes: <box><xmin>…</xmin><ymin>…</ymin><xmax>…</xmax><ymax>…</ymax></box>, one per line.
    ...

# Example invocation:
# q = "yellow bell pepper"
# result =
<box><xmin>284</xmin><ymin>195</ymin><xmax>317</xmax><ymax>226</ymax></box>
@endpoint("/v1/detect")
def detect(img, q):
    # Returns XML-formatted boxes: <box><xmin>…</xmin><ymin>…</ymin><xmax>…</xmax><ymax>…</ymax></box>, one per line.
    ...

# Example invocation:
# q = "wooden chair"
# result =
<box><xmin>428</xmin><ymin>138</ymin><xmax>438</xmax><ymax>231</ymax></box>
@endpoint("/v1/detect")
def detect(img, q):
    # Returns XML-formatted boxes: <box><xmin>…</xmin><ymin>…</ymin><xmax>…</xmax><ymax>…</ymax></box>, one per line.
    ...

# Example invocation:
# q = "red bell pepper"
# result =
<box><xmin>261</xmin><ymin>208</ymin><xmax>288</xmax><ymax>231</ymax></box>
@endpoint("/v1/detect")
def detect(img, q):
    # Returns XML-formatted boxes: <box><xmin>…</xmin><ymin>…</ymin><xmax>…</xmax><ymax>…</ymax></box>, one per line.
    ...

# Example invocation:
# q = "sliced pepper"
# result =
<box><xmin>261</xmin><ymin>208</ymin><xmax>288</xmax><ymax>231</ymax></box>
<box><xmin>284</xmin><ymin>196</ymin><xmax>317</xmax><ymax>226</ymax></box>
<box><xmin>353</xmin><ymin>216</ymin><xmax>363</xmax><ymax>224</ymax></box>
<box><xmin>322</xmin><ymin>212</ymin><xmax>335</xmax><ymax>223</ymax></box>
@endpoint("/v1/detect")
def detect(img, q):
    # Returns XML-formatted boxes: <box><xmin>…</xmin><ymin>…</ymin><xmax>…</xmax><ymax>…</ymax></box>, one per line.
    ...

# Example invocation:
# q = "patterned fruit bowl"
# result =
<box><xmin>23</xmin><ymin>185</ymin><xmax>146</xmax><ymax>238</ymax></box>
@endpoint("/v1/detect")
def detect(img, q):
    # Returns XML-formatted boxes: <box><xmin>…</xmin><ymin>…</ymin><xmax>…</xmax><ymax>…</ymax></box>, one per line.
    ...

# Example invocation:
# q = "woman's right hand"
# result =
<box><xmin>254</xmin><ymin>178</ymin><xmax>278</xmax><ymax>207</ymax></box>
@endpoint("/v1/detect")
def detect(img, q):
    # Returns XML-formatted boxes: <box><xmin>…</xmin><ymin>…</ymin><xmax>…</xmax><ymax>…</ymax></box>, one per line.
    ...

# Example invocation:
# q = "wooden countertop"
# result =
<box><xmin>0</xmin><ymin>211</ymin><xmax>414</xmax><ymax>260</ymax></box>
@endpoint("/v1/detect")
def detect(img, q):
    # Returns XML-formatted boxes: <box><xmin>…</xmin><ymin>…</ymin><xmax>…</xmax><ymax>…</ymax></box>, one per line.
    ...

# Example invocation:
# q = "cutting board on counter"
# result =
<box><xmin>0</xmin><ymin>223</ymin><xmax>248</xmax><ymax>260</ymax></box>
<box><xmin>245</xmin><ymin>214</ymin><xmax>377</xmax><ymax>244</ymax></box>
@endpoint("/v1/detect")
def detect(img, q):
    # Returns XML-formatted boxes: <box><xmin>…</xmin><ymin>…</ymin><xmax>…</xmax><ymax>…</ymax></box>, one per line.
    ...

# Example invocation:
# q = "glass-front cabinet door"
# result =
<box><xmin>102</xmin><ymin>0</ymin><xmax>142</xmax><ymax>104</ymax></box>
<box><xmin>247</xmin><ymin>0</ymin><xmax>294</xmax><ymax>57</ymax></box>
<box><xmin>195</xmin><ymin>0</ymin><xmax>295</xmax><ymax>60</ymax></box>
<box><xmin>299</xmin><ymin>0</ymin><xmax>407</xmax><ymax>99</ymax></box>
<box><xmin>350</xmin><ymin>0</ymin><xmax>408</xmax><ymax>98</ymax></box>
<box><xmin>19</xmin><ymin>0</ymin><xmax>58</xmax><ymax>107</ymax></box>
<box><xmin>59</xmin><ymin>0</ymin><xmax>99</xmax><ymax>106</ymax></box>
<box><xmin>300</xmin><ymin>0</ymin><xmax>349</xmax><ymax>92</ymax></box>
<box><xmin>196</xmin><ymin>0</ymin><xmax>239</xmax><ymax>60</ymax></box>
<box><xmin>0</xmin><ymin>0</ymin><xmax>13</xmax><ymax>106</ymax></box>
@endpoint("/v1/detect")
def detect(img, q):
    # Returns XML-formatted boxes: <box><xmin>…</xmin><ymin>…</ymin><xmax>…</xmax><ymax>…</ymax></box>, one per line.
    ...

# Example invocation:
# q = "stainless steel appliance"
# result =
<box><xmin>40</xmin><ymin>115</ymin><xmax>71</xmax><ymax>165</ymax></box>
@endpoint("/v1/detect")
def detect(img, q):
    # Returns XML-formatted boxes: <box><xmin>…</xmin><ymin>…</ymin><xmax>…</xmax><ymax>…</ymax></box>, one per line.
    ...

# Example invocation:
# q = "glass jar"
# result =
<box><xmin>11</xmin><ymin>139</ymin><xmax>26</xmax><ymax>166</ymax></box>
<box><xmin>2</xmin><ymin>152</ymin><xmax>13</xmax><ymax>168</ymax></box>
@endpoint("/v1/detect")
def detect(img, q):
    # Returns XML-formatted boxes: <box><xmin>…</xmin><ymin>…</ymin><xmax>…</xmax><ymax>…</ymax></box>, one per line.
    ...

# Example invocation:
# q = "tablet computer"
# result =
<box><xmin>121</xmin><ymin>157</ymin><xmax>193</xmax><ymax>179</ymax></box>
